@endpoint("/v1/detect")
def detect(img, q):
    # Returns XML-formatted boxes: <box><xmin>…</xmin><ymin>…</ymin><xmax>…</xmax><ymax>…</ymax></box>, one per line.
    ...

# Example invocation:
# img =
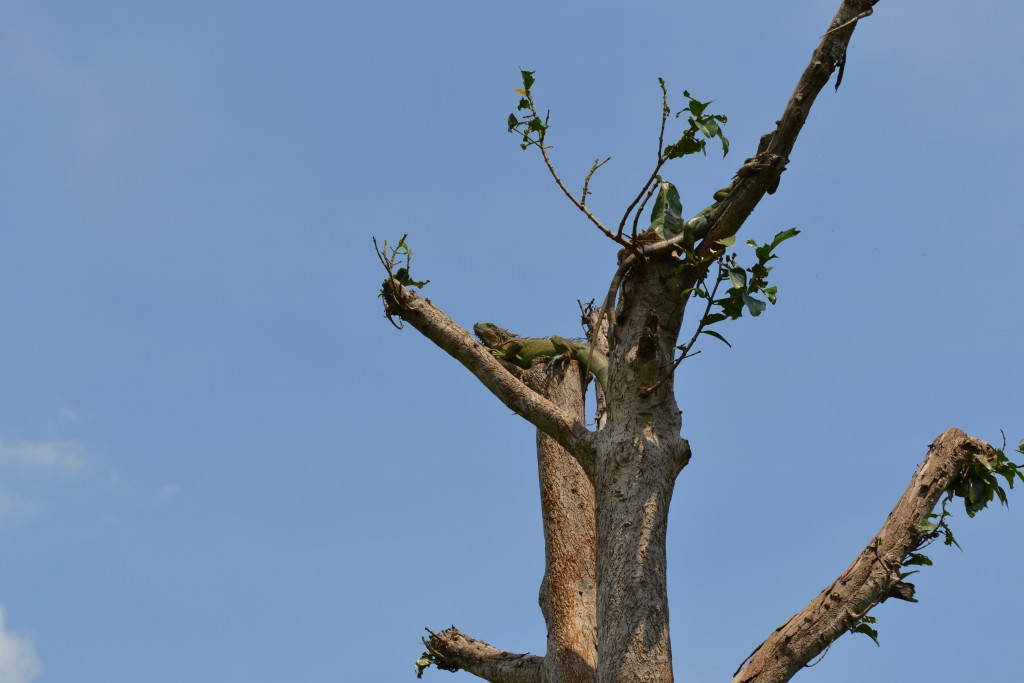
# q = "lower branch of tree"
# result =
<box><xmin>381</xmin><ymin>278</ymin><xmax>596</xmax><ymax>476</ymax></box>
<box><xmin>731</xmin><ymin>427</ymin><xmax>992</xmax><ymax>683</ymax></box>
<box><xmin>422</xmin><ymin>627</ymin><xmax>544</xmax><ymax>683</ymax></box>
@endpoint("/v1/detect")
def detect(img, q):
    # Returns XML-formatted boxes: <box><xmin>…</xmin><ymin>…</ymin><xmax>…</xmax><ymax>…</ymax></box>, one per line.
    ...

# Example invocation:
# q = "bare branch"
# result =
<box><xmin>381</xmin><ymin>278</ymin><xmax>596</xmax><ymax>476</ymax></box>
<box><xmin>731</xmin><ymin>428</ymin><xmax>992</xmax><ymax>683</ymax></box>
<box><xmin>694</xmin><ymin>0</ymin><xmax>879</xmax><ymax>261</ymax></box>
<box><xmin>423</xmin><ymin>627</ymin><xmax>544</xmax><ymax>683</ymax></box>
<box><xmin>630</xmin><ymin>179</ymin><xmax>660</xmax><ymax>241</ymax></box>
<box><xmin>615</xmin><ymin>78</ymin><xmax>672</xmax><ymax>240</ymax></box>
<box><xmin>538</xmin><ymin>140</ymin><xmax>625</xmax><ymax>246</ymax></box>
<box><xmin>581</xmin><ymin>157</ymin><xmax>611</xmax><ymax>207</ymax></box>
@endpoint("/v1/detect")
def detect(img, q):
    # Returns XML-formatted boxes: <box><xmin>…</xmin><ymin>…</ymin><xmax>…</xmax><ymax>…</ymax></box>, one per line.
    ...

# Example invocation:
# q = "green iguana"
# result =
<box><xmin>473</xmin><ymin>322</ymin><xmax>608</xmax><ymax>391</ymax></box>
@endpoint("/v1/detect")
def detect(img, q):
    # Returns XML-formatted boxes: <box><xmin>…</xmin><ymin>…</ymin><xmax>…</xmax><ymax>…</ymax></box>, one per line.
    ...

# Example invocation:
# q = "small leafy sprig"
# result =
<box><xmin>678</xmin><ymin>228</ymin><xmax>800</xmax><ymax>355</ymax></box>
<box><xmin>507</xmin><ymin>69</ymin><xmax>548</xmax><ymax>151</ymax></box>
<box><xmin>849</xmin><ymin>615</ymin><xmax>880</xmax><ymax>647</ymax></box>
<box><xmin>375</xmin><ymin>234</ymin><xmax>430</xmax><ymax>329</ymax></box>
<box><xmin>374</xmin><ymin>234</ymin><xmax>430</xmax><ymax>290</ymax></box>
<box><xmin>507</xmin><ymin>70</ymin><xmax>620</xmax><ymax>243</ymax></box>
<box><xmin>949</xmin><ymin>440</ymin><xmax>1024</xmax><ymax>517</ymax></box>
<box><xmin>664</xmin><ymin>88</ymin><xmax>730</xmax><ymax>159</ymax></box>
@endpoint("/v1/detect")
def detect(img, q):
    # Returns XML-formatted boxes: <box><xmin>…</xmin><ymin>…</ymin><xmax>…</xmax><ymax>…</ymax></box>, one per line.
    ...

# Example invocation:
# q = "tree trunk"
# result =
<box><xmin>528</xmin><ymin>362</ymin><xmax>598</xmax><ymax>683</ymax></box>
<box><xmin>594</xmin><ymin>254</ymin><xmax>691</xmax><ymax>683</ymax></box>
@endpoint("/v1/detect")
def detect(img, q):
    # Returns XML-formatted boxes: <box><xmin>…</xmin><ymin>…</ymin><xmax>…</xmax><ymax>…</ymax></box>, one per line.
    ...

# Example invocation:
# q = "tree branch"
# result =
<box><xmin>694</xmin><ymin>0</ymin><xmax>877</xmax><ymax>261</ymax></box>
<box><xmin>381</xmin><ymin>278</ymin><xmax>596</xmax><ymax>476</ymax></box>
<box><xmin>592</xmin><ymin>0</ymin><xmax>878</xmax><ymax>347</ymax></box>
<box><xmin>731</xmin><ymin>427</ymin><xmax>993</xmax><ymax>683</ymax></box>
<box><xmin>423</xmin><ymin>627</ymin><xmax>544</xmax><ymax>683</ymax></box>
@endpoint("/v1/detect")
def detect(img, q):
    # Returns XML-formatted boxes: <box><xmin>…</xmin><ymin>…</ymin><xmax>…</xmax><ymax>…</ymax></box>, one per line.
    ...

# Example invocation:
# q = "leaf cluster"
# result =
<box><xmin>949</xmin><ymin>441</ymin><xmax>1024</xmax><ymax>517</ymax></box>
<box><xmin>849</xmin><ymin>615</ymin><xmax>880</xmax><ymax>647</ymax></box>
<box><xmin>906</xmin><ymin>441</ymin><xmax>1022</xmax><ymax>572</ymax></box>
<box><xmin>507</xmin><ymin>70</ymin><xmax>549</xmax><ymax>151</ymax></box>
<box><xmin>679</xmin><ymin>228</ymin><xmax>799</xmax><ymax>354</ymax></box>
<box><xmin>374</xmin><ymin>234</ymin><xmax>430</xmax><ymax>290</ymax></box>
<box><xmin>662</xmin><ymin>87</ymin><xmax>730</xmax><ymax>159</ymax></box>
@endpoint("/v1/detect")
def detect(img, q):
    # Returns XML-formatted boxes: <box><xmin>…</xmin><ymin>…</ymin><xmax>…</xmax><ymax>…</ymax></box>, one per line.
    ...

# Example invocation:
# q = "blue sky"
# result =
<box><xmin>1</xmin><ymin>2</ymin><xmax>1021</xmax><ymax>682</ymax></box>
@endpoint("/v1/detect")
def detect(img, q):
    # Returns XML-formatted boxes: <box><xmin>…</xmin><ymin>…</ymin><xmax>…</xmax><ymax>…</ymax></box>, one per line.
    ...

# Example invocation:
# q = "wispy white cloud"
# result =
<box><xmin>0</xmin><ymin>493</ymin><xmax>38</xmax><ymax>523</ymax></box>
<box><xmin>0</xmin><ymin>438</ymin><xmax>89</xmax><ymax>474</ymax></box>
<box><xmin>0</xmin><ymin>606</ymin><xmax>40</xmax><ymax>683</ymax></box>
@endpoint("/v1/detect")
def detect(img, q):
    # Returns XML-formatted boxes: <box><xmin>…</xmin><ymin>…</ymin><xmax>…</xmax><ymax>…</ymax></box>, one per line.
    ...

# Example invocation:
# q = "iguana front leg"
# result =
<box><xmin>497</xmin><ymin>340</ymin><xmax>531</xmax><ymax>369</ymax></box>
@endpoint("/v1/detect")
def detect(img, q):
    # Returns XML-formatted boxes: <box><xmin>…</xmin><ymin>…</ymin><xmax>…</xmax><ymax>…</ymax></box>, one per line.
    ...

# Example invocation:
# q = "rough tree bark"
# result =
<box><xmin>381</xmin><ymin>2</ymin><xmax>1013</xmax><ymax>682</ymax></box>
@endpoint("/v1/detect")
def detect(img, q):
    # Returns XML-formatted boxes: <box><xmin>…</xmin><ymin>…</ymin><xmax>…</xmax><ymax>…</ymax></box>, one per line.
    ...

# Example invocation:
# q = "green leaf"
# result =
<box><xmin>507</xmin><ymin>114</ymin><xmax>519</xmax><ymax>131</ymax></box>
<box><xmin>742</xmin><ymin>292</ymin><xmax>767</xmax><ymax>317</ymax></box>
<box><xmin>995</xmin><ymin>485</ymin><xmax>1008</xmax><ymax>507</ymax></box>
<box><xmin>967</xmin><ymin>477</ymin><xmax>985</xmax><ymax>504</ymax></box>
<box><xmin>394</xmin><ymin>267</ymin><xmax>430</xmax><ymax>289</ymax></box>
<box><xmin>701</xmin><ymin>329</ymin><xmax>732</xmax><ymax>347</ymax></box>
<box><xmin>664</xmin><ymin>135</ymin><xmax>704</xmax><ymax>159</ymax></box>
<box><xmin>904</xmin><ymin>552</ymin><xmax>933</xmax><ymax>567</ymax></box>
<box><xmin>698</xmin><ymin>119</ymin><xmax>720</xmax><ymax>138</ymax></box>
<box><xmin>650</xmin><ymin>181</ymin><xmax>685</xmax><ymax>238</ymax></box>
<box><xmin>520</xmin><ymin>69</ymin><xmax>535</xmax><ymax>92</ymax></box>
<box><xmin>716</xmin><ymin>235</ymin><xmax>736</xmax><ymax>247</ymax></box>
<box><xmin>701</xmin><ymin>312</ymin><xmax>728</xmax><ymax>326</ymax></box>
<box><xmin>727</xmin><ymin>267</ymin><xmax>747</xmax><ymax>289</ymax></box>
<box><xmin>850</xmin><ymin>622</ymin><xmax>880</xmax><ymax>647</ymax></box>
<box><xmin>414</xmin><ymin>652</ymin><xmax>435</xmax><ymax>678</ymax></box>
<box><xmin>687</xmin><ymin>96</ymin><xmax>710</xmax><ymax>118</ymax></box>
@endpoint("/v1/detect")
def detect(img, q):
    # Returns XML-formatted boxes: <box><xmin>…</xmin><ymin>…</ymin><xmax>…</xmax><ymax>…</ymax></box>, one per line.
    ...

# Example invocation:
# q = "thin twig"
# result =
<box><xmin>631</xmin><ymin>179</ymin><xmax>660</xmax><ymax>239</ymax></box>
<box><xmin>581</xmin><ymin>157</ymin><xmax>611</xmax><ymax>207</ymax></box>
<box><xmin>536</xmin><ymin>114</ymin><xmax>622</xmax><ymax>245</ymax></box>
<box><xmin>616</xmin><ymin>80</ymin><xmax>672</xmax><ymax>239</ymax></box>
<box><xmin>617</xmin><ymin>162</ymin><xmax>666</xmax><ymax>240</ymax></box>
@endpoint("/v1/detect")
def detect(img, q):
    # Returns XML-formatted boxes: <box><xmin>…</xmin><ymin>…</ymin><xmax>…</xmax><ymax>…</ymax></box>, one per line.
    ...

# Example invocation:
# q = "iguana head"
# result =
<box><xmin>473</xmin><ymin>322</ymin><xmax>516</xmax><ymax>348</ymax></box>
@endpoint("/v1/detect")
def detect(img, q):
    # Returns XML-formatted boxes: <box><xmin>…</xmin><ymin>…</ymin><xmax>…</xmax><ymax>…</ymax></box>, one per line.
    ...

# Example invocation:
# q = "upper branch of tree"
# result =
<box><xmin>381</xmin><ymin>278</ymin><xmax>596</xmax><ymax>477</ymax></box>
<box><xmin>731</xmin><ymin>427</ymin><xmax>992</xmax><ymax>683</ymax></box>
<box><xmin>419</xmin><ymin>626</ymin><xmax>544</xmax><ymax>683</ymax></box>
<box><xmin>588</xmin><ymin>0</ymin><xmax>877</xmax><ymax>346</ymax></box>
<box><xmin>633</xmin><ymin>0</ymin><xmax>877</xmax><ymax>272</ymax></box>
<box><xmin>693</xmin><ymin>0</ymin><xmax>877</xmax><ymax>262</ymax></box>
